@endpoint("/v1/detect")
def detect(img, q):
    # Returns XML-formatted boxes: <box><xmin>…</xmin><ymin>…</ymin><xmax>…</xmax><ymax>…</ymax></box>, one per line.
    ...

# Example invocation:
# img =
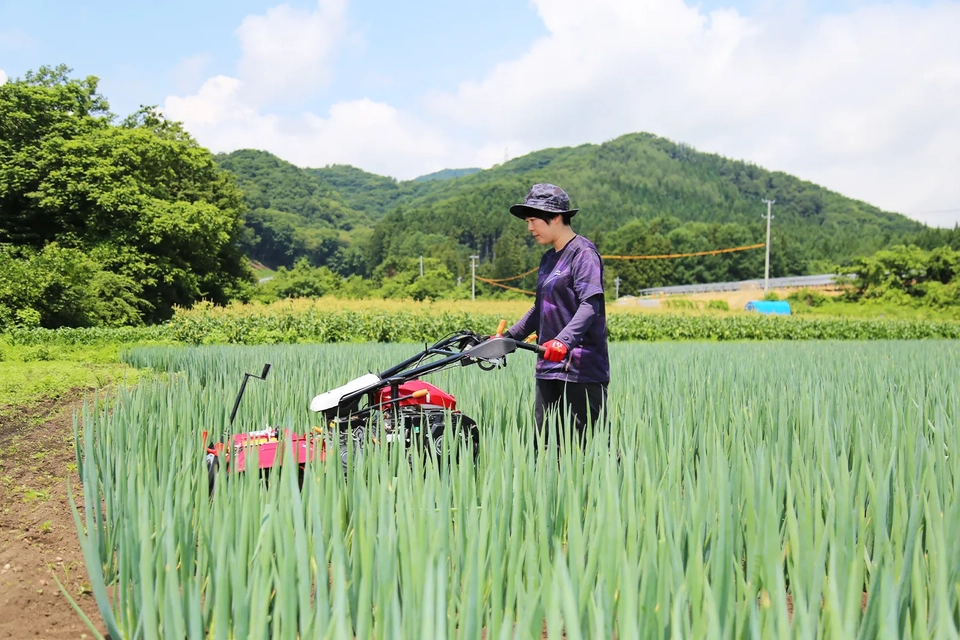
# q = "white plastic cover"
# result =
<box><xmin>309</xmin><ymin>373</ymin><xmax>381</xmax><ymax>412</ymax></box>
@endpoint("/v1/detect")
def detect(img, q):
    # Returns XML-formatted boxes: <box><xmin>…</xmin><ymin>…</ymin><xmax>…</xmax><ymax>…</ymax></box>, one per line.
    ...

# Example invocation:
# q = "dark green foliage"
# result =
<box><xmin>214</xmin><ymin>151</ymin><xmax>372</xmax><ymax>274</ymax></box>
<box><xmin>787</xmin><ymin>289</ymin><xmax>829</xmax><ymax>308</ymax></box>
<box><xmin>254</xmin><ymin>259</ymin><xmax>341</xmax><ymax>301</ymax></box>
<box><xmin>0</xmin><ymin>243</ymin><xmax>144</xmax><ymax>328</ymax></box>
<box><xmin>369</xmin><ymin>133</ymin><xmax>921</xmax><ymax>293</ymax></box>
<box><xmin>901</xmin><ymin>224</ymin><xmax>960</xmax><ymax>252</ymax></box>
<box><xmin>838</xmin><ymin>244</ymin><xmax>960</xmax><ymax>309</ymax></box>
<box><xmin>0</xmin><ymin>65</ymin><xmax>254</xmax><ymax>325</ymax></box>
<box><xmin>305</xmin><ymin>164</ymin><xmax>416</xmax><ymax>216</ymax></box>
<box><xmin>252</xmin><ymin>256</ymin><xmax>466</xmax><ymax>303</ymax></box>
<box><xmin>215</xmin><ymin>150</ymin><xmax>356</xmax><ymax>227</ymax></box>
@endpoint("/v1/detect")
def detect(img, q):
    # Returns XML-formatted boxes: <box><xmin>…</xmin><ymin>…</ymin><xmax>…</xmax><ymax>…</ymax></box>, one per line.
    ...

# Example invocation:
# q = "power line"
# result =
<box><xmin>482</xmin><ymin>266</ymin><xmax>539</xmax><ymax>283</ymax></box>
<box><xmin>475</xmin><ymin>277</ymin><xmax>534</xmax><ymax>295</ymax></box>
<box><xmin>601</xmin><ymin>243</ymin><xmax>765</xmax><ymax>260</ymax></box>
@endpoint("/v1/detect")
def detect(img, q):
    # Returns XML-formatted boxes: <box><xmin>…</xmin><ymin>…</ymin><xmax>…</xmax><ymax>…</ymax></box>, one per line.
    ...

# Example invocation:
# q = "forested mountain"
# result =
<box><xmin>218</xmin><ymin>133</ymin><xmax>931</xmax><ymax>296</ymax></box>
<box><xmin>304</xmin><ymin>164</ymin><xmax>416</xmax><ymax>217</ymax></box>
<box><xmin>214</xmin><ymin>151</ymin><xmax>371</xmax><ymax>275</ymax></box>
<box><xmin>414</xmin><ymin>168</ymin><xmax>481</xmax><ymax>182</ymax></box>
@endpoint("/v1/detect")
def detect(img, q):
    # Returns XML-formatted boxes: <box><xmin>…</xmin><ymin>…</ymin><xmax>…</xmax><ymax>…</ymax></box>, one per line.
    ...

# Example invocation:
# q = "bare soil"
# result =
<box><xmin>0</xmin><ymin>392</ymin><xmax>108</xmax><ymax>639</ymax></box>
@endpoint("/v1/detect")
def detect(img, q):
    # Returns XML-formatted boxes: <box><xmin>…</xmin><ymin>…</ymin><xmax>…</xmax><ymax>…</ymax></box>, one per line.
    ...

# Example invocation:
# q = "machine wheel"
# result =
<box><xmin>423</xmin><ymin>410</ymin><xmax>479</xmax><ymax>464</ymax></box>
<box><xmin>333</xmin><ymin>429</ymin><xmax>365</xmax><ymax>477</ymax></box>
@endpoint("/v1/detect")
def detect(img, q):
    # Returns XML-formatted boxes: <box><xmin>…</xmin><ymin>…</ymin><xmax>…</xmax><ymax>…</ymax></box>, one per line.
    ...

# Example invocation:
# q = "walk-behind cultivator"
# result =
<box><xmin>203</xmin><ymin>324</ymin><xmax>543</xmax><ymax>491</ymax></box>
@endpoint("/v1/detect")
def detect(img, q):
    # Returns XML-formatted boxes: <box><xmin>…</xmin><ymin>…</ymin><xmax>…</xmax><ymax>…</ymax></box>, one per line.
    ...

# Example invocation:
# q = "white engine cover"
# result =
<box><xmin>309</xmin><ymin>373</ymin><xmax>381</xmax><ymax>412</ymax></box>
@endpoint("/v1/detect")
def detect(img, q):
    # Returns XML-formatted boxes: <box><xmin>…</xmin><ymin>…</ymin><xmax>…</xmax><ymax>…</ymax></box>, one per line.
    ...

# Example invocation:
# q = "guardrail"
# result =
<box><xmin>633</xmin><ymin>273</ymin><xmax>849</xmax><ymax>297</ymax></box>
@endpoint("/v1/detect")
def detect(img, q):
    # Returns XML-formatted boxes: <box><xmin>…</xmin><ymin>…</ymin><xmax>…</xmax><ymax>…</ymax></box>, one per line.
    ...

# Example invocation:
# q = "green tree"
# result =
<box><xmin>256</xmin><ymin>259</ymin><xmax>340</xmax><ymax>301</ymax></box>
<box><xmin>601</xmin><ymin>219</ymin><xmax>675</xmax><ymax>294</ymax></box>
<box><xmin>0</xmin><ymin>66</ymin><xmax>254</xmax><ymax>324</ymax></box>
<box><xmin>0</xmin><ymin>243</ymin><xmax>143</xmax><ymax>327</ymax></box>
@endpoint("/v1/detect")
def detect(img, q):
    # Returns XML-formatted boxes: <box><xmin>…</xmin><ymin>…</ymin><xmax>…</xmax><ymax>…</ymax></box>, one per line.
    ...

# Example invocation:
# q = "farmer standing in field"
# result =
<box><xmin>499</xmin><ymin>183</ymin><xmax>610</xmax><ymax>446</ymax></box>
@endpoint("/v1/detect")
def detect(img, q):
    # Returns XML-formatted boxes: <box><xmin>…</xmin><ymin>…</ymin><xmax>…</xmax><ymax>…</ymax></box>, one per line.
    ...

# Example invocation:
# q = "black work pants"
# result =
<box><xmin>534</xmin><ymin>378</ymin><xmax>608</xmax><ymax>447</ymax></box>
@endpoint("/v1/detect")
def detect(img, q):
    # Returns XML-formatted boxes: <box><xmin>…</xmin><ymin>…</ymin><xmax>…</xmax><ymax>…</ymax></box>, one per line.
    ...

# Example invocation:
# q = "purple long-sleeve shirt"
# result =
<box><xmin>505</xmin><ymin>235</ymin><xmax>610</xmax><ymax>384</ymax></box>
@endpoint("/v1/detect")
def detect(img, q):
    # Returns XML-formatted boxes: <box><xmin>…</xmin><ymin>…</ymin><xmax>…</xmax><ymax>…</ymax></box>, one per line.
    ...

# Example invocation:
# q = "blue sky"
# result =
<box><xmin>1</xmin><ymin>0</ymin><xmax>958</xmax><ymax>226</ymax></box>
<box><xmin>1</xmin><ymin>0</ymin><xmax>549</xmax><ymax>116</ymax></box>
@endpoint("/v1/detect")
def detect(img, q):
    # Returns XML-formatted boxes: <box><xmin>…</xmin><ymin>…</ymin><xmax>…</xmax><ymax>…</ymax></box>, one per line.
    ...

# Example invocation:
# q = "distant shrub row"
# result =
<box><xmin>5</xmin><ymin>307</ymin><xmax>960</xmax><ymax>347</ymax></box>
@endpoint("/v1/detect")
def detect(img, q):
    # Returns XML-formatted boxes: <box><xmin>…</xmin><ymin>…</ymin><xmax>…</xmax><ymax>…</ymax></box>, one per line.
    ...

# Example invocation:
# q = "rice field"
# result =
<box><xmin>70</xmin><ymin>340</ymin><xmax>960</xmax><ymax>638</ymax></box>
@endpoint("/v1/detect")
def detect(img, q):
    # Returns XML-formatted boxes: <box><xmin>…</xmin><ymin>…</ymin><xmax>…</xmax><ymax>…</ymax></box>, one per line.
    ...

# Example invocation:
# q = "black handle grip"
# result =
<box><xmin>515</xmin><ymin>341</ymin><xmax>546</xmax><ymax>355</ymax></box>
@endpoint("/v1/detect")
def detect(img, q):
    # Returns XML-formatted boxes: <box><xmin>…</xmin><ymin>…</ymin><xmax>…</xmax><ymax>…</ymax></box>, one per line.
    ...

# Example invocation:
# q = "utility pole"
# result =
<box><xmin>762</xmin><ymin>199</ymin><xmax>775</xmax><ymax>293</ymax></box>
<box><xmin>469</xmin><ymin>255</ymin><xmax>479</xmax><ymax>301</ymax></box>
<box><xmin>614</xmin><ymin>276</ymin><xmax>621</xmax><ymax>299</ymax></box>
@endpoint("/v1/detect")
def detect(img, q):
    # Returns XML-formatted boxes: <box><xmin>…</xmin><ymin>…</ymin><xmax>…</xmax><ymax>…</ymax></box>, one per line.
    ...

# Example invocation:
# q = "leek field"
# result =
<box><xmin>70</xmin><ymin>340</ymin><xmax>960</xmax><ymax>638</ymax></box>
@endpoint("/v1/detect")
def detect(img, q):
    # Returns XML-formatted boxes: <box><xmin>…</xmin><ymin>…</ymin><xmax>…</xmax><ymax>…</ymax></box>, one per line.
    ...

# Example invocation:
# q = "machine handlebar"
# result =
<box><xmin>514</xmin><ymin>340</ymin><xmax>546</xmax><ymax>355</ymax></box>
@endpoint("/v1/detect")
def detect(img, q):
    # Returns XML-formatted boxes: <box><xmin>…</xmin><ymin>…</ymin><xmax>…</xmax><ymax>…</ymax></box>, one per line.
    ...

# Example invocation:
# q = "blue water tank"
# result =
<box><xmin>744</xmin><ymin>300</ymin><xmax>791</xmax><ymax>315</ymax></box>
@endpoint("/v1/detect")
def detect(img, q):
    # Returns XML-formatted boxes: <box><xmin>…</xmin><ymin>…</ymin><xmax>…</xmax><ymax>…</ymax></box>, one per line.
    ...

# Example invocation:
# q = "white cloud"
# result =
<box><xmin>163</xmin><ymin>75</ymin><xmax>498</xmax><ymax>178</ymax></box>
<box><xmin>168</xmin><ymin>53</ymin><xmax>213</xmax><ymax>95</ymax></box>
<box><xmin>424</xmin><ymin>0</ymin><xmax>960</xmax><ymax>224</ymax></box>
<box><xmin>235</xmin><ymin>0</ymin><xmax>347</xmax><ymax>103</ymax></box>
<box><xmin>165</xmin><ymin>0</ymin><xmax>960</xmax><ymax>224</ymax></box>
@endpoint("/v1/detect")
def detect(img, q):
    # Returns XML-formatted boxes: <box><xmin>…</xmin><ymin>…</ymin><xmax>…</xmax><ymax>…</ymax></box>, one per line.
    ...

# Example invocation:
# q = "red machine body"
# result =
<box><xmin>375</xmin><ymin>380</ymin><xmax>457</xmax><ymax>410</ymax></box>
<box><xmin>208</xmin><ymin>429</ymin><xmax>325</xmax><ymax>473</ymax></box>
<box><xmin>205</xmin><ymin>382</ymin><xmax>459</xmax><ymax>479</ymax></box>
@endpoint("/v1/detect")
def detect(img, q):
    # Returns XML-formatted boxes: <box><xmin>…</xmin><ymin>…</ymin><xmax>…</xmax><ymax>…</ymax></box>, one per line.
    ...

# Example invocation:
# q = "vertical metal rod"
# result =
<box><xmin>762</xmin><ymin>199</ymin><xmax>775</xmax><ymax>293</ymax></box>
<box><xmin>469</xmin><ymin>254</ymin><xmax>479</xmax><ymax>300</ymax></box>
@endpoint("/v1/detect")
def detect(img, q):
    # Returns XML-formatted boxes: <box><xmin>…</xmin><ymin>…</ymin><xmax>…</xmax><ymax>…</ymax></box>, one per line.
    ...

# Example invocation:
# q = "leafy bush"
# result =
<box><xmin>164</xmin><ymin>306</ymin><xmax>960</xmax><ymax>344</ymax></box>
<box><xmin>663</xmin><ymin>299</ymin><xmax>697</xmax><ymax>310</ymax></box>
<box><xmin>6</xmin><ymin>302</ymin><xmax>960</xmax><ymax>347</ymax></box>
<box><xmin>839</xmin><ymin>244</ymin><xmax>960</xmax><ymax>310</ymax></box>
<box><xmin>0</xmin><ymin>243</ymin><xmax>145</xmax><ymax>328</ymax></box>
<box><xmin>706</xmin><ymin>299</ymin><xmax>730</xmax><ymax>311</ymax></box>
<box><xmin>787</xmin><ymin>288</ymin><xmax>829</xmax><ymax>308</ymax></box>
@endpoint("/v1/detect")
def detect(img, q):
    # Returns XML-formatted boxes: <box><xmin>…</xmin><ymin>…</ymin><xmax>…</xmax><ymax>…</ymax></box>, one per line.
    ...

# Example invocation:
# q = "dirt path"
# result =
<box><xmin>0</xmin><ymin>394</ymin><xmax>108</xmax><ymax>639</ymax></box>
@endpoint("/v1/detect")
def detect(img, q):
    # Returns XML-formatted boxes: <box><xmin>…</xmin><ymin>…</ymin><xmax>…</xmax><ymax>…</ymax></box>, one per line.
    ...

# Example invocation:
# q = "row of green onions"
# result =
<box><xmin>68</xmin><ymin>341</ymin><xmax>960</xmax><ymax>638</ymax></box>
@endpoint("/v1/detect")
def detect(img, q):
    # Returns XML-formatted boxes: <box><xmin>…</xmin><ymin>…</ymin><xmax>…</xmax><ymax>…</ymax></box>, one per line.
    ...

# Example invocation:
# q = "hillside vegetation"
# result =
<box><xmin>3</xmin><ymin>65</ymin><xmax>959</xmax><ymax>329</ymax></box>
<box><xmin>217</xmin><ymin>133</ymin><xmax>935</xmax><ymax>298</ymax></box>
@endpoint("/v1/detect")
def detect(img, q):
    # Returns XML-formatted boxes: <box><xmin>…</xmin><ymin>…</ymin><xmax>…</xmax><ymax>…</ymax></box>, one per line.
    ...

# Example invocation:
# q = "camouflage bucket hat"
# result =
<box><xmin>509</xmin><ymin>183</ymin><xmax>578</xmax><ymax>220</ymax></box>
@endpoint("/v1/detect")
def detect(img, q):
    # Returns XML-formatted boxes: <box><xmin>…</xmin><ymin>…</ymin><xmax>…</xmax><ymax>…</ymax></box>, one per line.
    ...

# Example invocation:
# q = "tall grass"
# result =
<box><xmin>71</xmin><ymin>341</ymin><xmax>960</xmax><ymax>638</ymax></box>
